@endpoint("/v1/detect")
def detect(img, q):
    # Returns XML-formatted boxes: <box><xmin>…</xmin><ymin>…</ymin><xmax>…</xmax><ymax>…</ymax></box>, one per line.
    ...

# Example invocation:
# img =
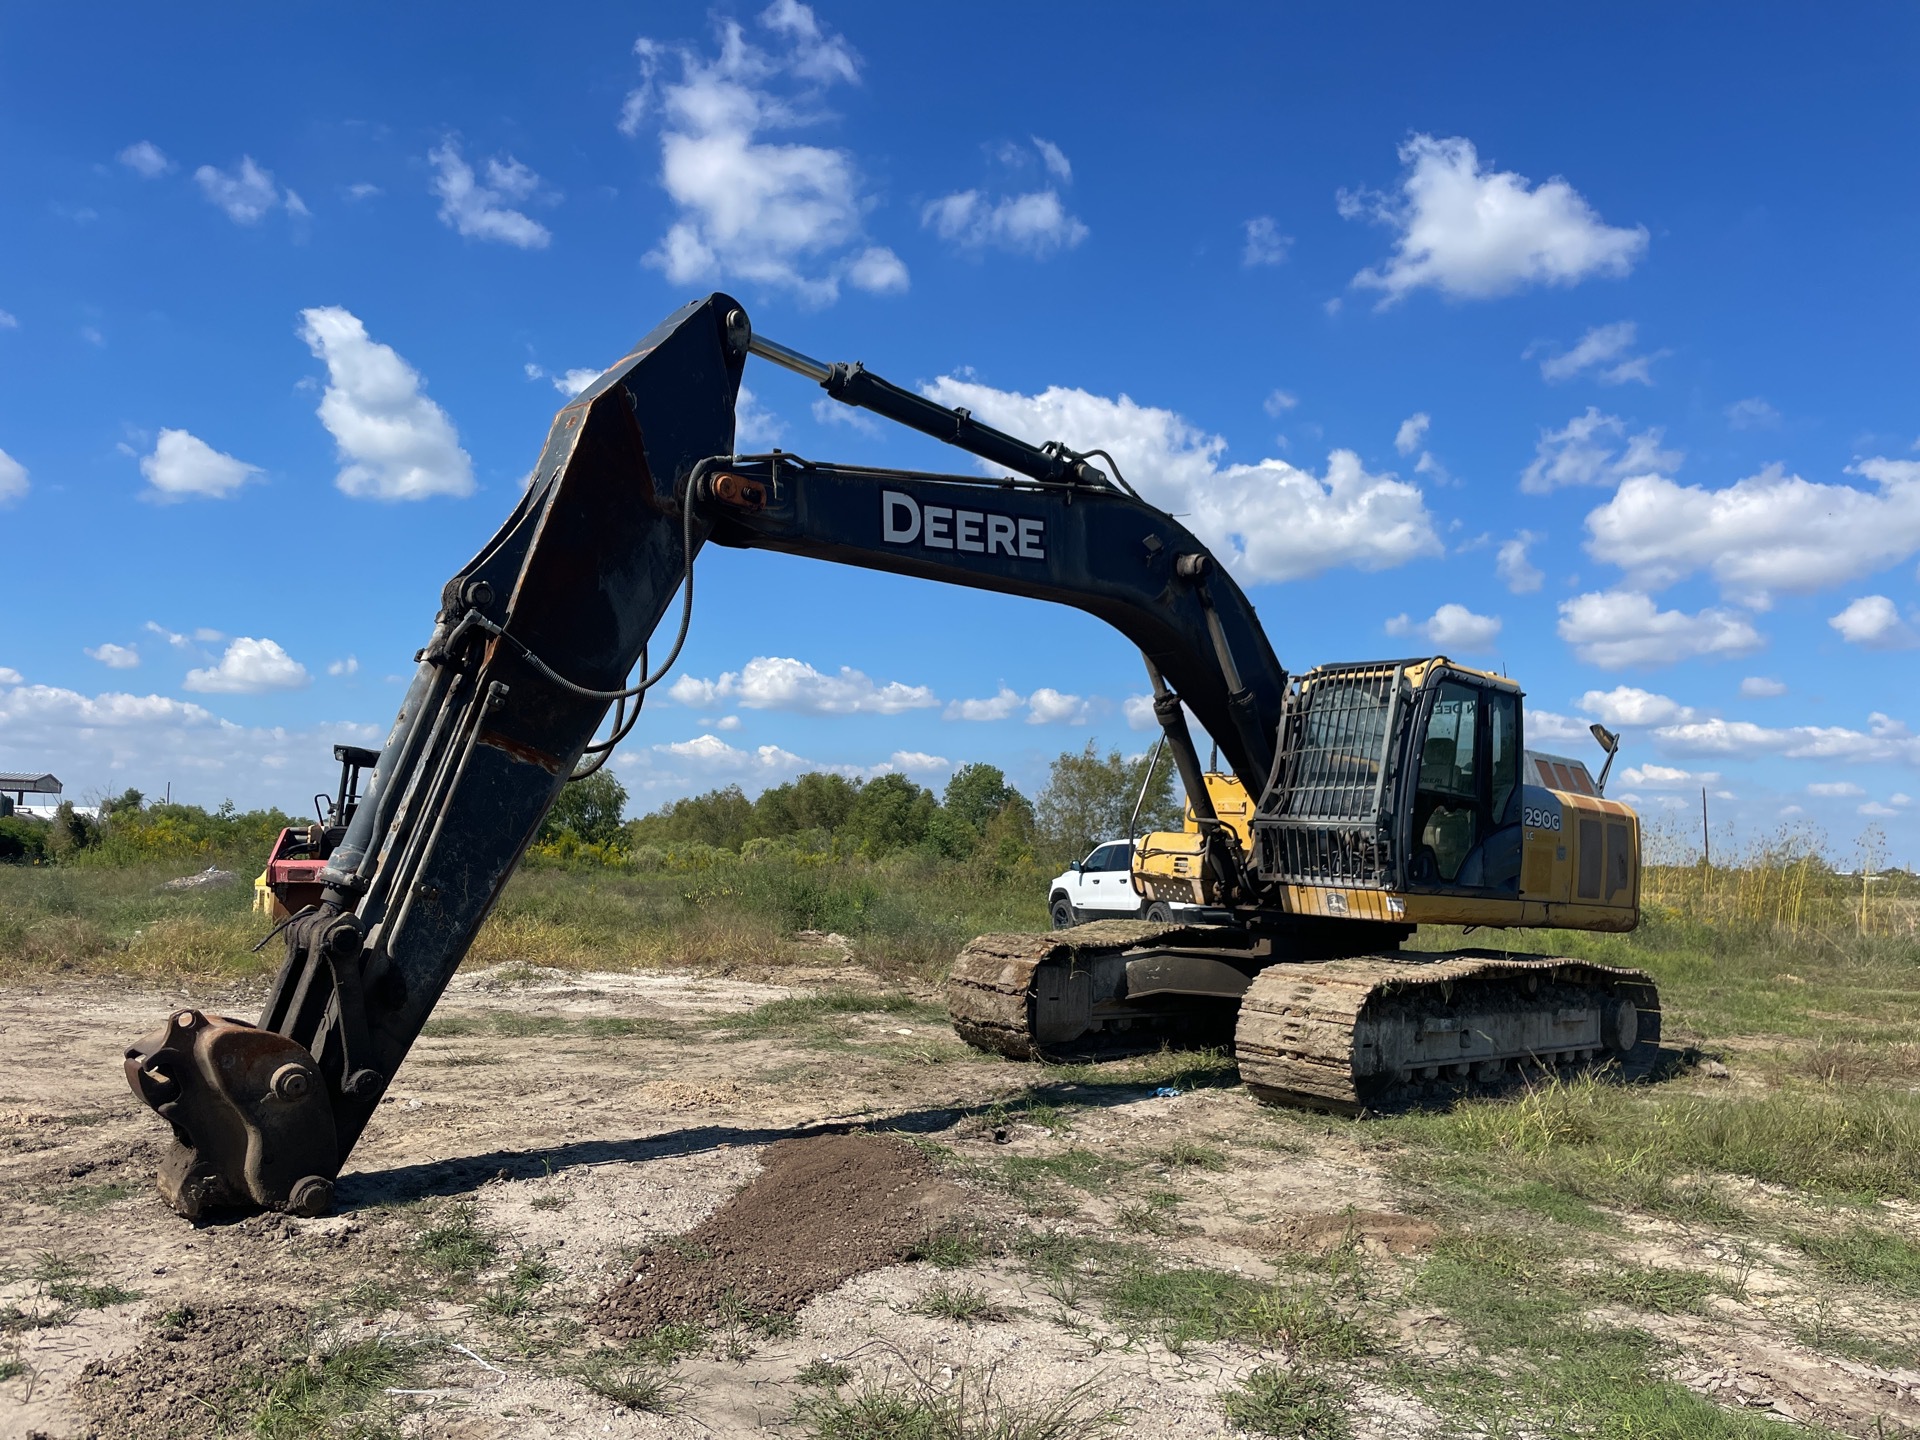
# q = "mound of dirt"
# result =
<box><xmin>596</xmin><ymin>1131</ymin><xmax>964</xmax><ymax>1337</ymax></box>
<box><xmin>71</xmin><ymin>1303</ymin><xmax>302</xmax><ymax>1440</ymax></box>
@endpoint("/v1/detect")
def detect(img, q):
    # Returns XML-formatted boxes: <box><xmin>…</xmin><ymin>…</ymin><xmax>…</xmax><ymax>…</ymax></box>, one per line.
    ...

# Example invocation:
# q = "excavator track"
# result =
<box><xmin>947</xmin><ymin>927</ymin><xmax>1660</xmax><ymax>1112</ymax></box>
<box><xmin>946</xmin><ymin>920</ymin><xmax>1225</xmax><ymax>1059</ymax></box>
<box><xmin>1234</xmin><ymin>951</ymin><xmax>1661</xmax><ymax>1114</ymax></box>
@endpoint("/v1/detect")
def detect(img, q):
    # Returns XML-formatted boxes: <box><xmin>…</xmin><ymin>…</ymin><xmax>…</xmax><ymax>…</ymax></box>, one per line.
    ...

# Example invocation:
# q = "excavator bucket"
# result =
<box><xmin>124</xmin><ymin>1010</ymin><xmax>339</xmax><ymax>1219</ymax></box>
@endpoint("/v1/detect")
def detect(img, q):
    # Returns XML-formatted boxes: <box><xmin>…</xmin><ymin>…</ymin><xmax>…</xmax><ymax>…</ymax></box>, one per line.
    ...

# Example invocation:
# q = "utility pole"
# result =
<box><xmin>1700</xmin><ymin>787</ymin><xmax>1711</xmax><ymax>867</ymax></box>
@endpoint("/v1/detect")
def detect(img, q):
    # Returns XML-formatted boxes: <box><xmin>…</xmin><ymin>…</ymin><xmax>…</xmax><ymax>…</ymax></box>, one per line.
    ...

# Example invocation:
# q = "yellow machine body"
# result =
<box><xmin>1134</xmin><ymin>657</ymin><xmax>1640</xmax><ymax>934</ymax></box>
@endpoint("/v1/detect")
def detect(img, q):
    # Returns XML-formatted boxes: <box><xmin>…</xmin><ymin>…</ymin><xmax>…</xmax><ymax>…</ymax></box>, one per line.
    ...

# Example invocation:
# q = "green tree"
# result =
<box><xmin>842</xmin><ymin>773</ymin><xmax>936</xmax><ymax>855</ymax></box>
<box><xmin>1035</xmin><ymin>741</ymin><xmax>1181</xmax><ymax>859</ymax></box>
<box><xmin>540</xmin><ymin>769</ymin><xmax>628</xmax><ymax>847</ymax></box>
<box><xmin>928</xmin><ymin>764</ymin><xmax>1035</xmax><ymax>858</ymax></box>
<box><xmin>943</xmin><ymin>763</ymin><xmax>1024</xmax><ymax>834</ymax></box>
<box><xmin>45</xmin><ymin>800</ymin><xmax>99</xmax><ymax>857</ymax></box>
<box><xmin>627</xmin><ymin>785</ymin><xmax>756</xmax><ymax>850</ymax></box>
<box><xmin>0</xmin><ymin>814</ymin><xmax>49</xmax><ymax>863</ymax></box>
<box><xmin>753</xmin><ymin>771</ymin><xmax>861</xmax><ymax>837</ymax></box>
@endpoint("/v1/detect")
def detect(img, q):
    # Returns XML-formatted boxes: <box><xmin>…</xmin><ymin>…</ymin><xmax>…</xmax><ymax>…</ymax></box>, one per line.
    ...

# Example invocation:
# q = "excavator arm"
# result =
<box><xmin>122</xmin><ymin>292</ymin><xmax>1288</xmax><ymax>1218</ymax></box>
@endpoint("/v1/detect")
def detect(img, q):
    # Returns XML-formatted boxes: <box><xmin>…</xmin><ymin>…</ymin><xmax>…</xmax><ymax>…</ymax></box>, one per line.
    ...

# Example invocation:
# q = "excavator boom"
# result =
<box><xmin>122</xmin><ymin>294</ymin><xmax>1294</xmax><ymax>1217</ymax></box>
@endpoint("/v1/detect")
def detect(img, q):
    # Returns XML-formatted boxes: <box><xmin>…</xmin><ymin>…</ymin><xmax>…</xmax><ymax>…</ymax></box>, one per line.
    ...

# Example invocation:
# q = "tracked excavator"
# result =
<box><xmin>122</xmin><ymin>294</ymin><xmax>1659</xmax><ymax>1220</ymax></box>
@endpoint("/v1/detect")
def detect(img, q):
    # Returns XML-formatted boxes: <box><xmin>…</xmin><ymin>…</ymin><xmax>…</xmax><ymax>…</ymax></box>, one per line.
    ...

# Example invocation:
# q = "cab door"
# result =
<box><xmin>1403</xmin><ymin>677</ymin><xmax>1523</xmax><ymax>894</ymax></box>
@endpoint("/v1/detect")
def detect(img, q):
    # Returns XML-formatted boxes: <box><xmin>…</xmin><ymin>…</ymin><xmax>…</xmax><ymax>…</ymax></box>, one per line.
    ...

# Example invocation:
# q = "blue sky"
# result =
<box><xmin>2</xmin><ymin>3</ymin><xmax>1917</xmax><ymax>862</ymax></box>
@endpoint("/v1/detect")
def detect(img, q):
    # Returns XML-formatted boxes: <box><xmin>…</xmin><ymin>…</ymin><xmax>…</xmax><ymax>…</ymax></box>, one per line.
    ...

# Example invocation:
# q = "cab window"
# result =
<box><xmin>1086</xmin><ymin>843</ymin><xmax>1130</xmax><ymax>872</ymax></box>
<box><xmin>1488</xmin><ymin>689</ymin><xmax>1520</xmax><ymax>825</ymax></box>
<box><xmin>1415</xmin><ymin>682</ymin><xmax>1480</xmax><ymax>882</ymax></box>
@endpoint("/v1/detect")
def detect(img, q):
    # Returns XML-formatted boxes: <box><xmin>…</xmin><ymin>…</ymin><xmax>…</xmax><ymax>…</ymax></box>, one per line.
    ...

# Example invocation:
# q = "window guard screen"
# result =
<box><xmin>1254</xmin><ymin>662</ymin><xmax>1405</xmax><ymax>889</ymax></box>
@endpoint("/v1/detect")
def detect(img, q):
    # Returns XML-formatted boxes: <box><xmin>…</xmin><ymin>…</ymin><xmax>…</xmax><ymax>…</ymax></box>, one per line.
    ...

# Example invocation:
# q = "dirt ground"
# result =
<box><xmin>4</xmin><ymin>962</ymin><xmax>1918</xmax><ymax>1439</ymax></box>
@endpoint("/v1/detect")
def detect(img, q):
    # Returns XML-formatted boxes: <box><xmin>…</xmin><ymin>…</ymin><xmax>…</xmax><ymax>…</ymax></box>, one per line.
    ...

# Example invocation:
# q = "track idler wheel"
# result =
<box><xmin>124</xmin><ymin>1010</ymin><xmax>340</xmax><ymax>1219</ymax></box>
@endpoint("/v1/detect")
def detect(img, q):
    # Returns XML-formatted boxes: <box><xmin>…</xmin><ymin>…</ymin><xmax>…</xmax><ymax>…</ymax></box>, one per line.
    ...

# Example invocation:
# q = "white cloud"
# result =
<box><xmin>327</xmin><ymin>656</ymin><xmax>359</xmax><ymax>677</ymax></box>
<box><xmin>428</xmin><ymin>141</ymin><xmax>552</xmax><ymax>249</ymax></box>
<box><xmin>1579</xmin><ymin>685</ymin><xmax>1694</xmax><ymax>727</ymax></box>
<box><xmin>1521</xmin><ymin>408</ymin><xmax>1680</xmax><ymax>493</ymax></box>
<box><xmin>1033</xmin><ymin>136</ymin><xmax>1072</xmax><ymax>182</ymax></box>
<box><xmin>554</xmin><ymin>367</ymin><xmax>601</xmax><ymax>397</ymax></box>
<box><xmin>1496</xmin><ymin>531</ymin><xmax>1544</xmax><ymax>593</ymax></box>
<box><xmin>944</xmin><ymin>686</ymin><xmax>1024</xmax><ymax>722</ymax></box>
<box><xmin>1557</xmin><ymin>590</ymin><xmax>1763</xmax><ymax>669</ymax></box>
<box><xmin>1583</xmin><ymin>458</ymin><xmax>1920</xmax><ymax>601</ymax></box>
<box><xmin>666</xmin><ymin>656</ymin><xmax>935</xmax><ymax>715</ymax></box>
<box><xmin>0</xmin><ymin>679</ymin><xmax>380</xmax><ymax>810</ymax></box>
<box><xmin>195</xmin><ymin>155</ymin><xmax>299</xmax><ymax>224</ymax></box>
<box><xmin>1263</xmin><ymin>390</ymin><xmax>1298</xmax><ymax>417</ymax></box>
<box><xmin>1535</xmin><ymin>321</ymin><xmax>1662</xmax><ymax>385</ymax></box>
<box><xmin>1026</xmin><ymin>688</ymin><xmax>1091</xmax><ymax>725</ymax></box>
<box><xmin>925</xmin><ymin>136</ymin><xmax>1088</xmax><ymax>260</ymax></box>
<box><xmin>298</xmin><ymin>306</ymin><xmax>474</xmax><ymax>501</ymax></box>
<box><xmin>0</xmin><ymin>310</ymin><xmax>16</xmax><ymax>329</ymax></box>
<box><xmin>0</xmin><ymin>447</ymin><xmax>26</xmax><ymax>506</ymax></box>
<box><xmin>660</xmin><ymin>733</ymin><xmax>801</xmax><ymax>766</ymax></box>
<box><xmin>845</xmin><ymin>245</ymin><xmax>910</xmax><ymax>293</ymax></box>
<box><xmin>1385</xmin><ymin>603</ymin><xmax>1501</xmax><ymax>652</ymax></box>
<box><xmin>1725</xmin><ymin>397</ymin><xmax>1780</xmax><ymax>431</ymax></box>
<box><xmin>1527</xmin><ymin>709</ymin><xmax>1593</xmax><ymax>743</ymax></box>
<box><xmin>0</xmin><ymin>668</ymin><xmax>19</xmax><ymax>684</ymax></box>
<box><xmin>183</xmin><ymin>637</ymin><xmax>310</xmax><ymax>695</ymax></box>
<box><xmin>737</xmin><ymin>383</ymin><xmax>787</xmax><ymax>449</ymax></box>
<box><xmin>624</xmin><ymin>4</ymin><xmax>904</xmax><ymax>304</ymax></box>
<box><xmin>1394</xmin><ymin>412</ymin><xmax>1430</xmax><ymax>457</ymax></box>
<box><xmin>1828</xmin><ymin>595</ymin><xmax>1919</xmax><ymax>650</ymax></box>
<box><xmin>871</xmin><ymin>749</ymin><xmax>951</xmax><ymax>775</ymax></box>
<box><xmin>921</xmin><ymin>376</ymin><xmax>1441</xmax><ymax>583</ymax></box>
<box><xmin>924</xmin><ymin>188</ymin><xmax>1087</xmax><ymax>259</ymax></box>
<box><xmin>626</xmin><ymin>733</ymin><xmax>823</xmax><ymax>796</ymax></box>
<box><xmin>143</xmin><ymin>622</ymin><xmax>191</xmax><ymax>650</ymax></box>
<box><xmin>1740</xmin><ymin>676</ymin><xmax>1787</xmax><ymax>699</ymax></box>
<box><xmin>620</xmin><ymin>725</ymin><xmax>959</xmax><ymax>801</ymax></box>
<box><xmin>1860</xmin><ymin>801</ymin><xmax>1900</xmax><ymax>817</ymax></box>
<box><xmin>138</xmin><ymin>428</ymin><xmax>262</xmax><ymax>502</ymax></box>
<box><xmin>1242</xmin><ymin>216</ymin><xmax>1291</xmax><ymax>266</ymax></box>
<box><xmin>809</xmin><ymin>395</ymin><xmax>877</xmax><ymax>434</ymax></box>
<box><xmin>1339</xmin><ymin>134</ymin><xmax>1647</xmax><ymax>305</ymax></box>
<box><xmin>118</xmin><ymin>140</ymin><xmax>172</xmax><ymax>178</ymax></box>
<box><xmin>85</xmin><ymin>643</ymin><xmax>139</xmax><ymax>670</ymax></box>
<box><xmin>344</xmin><ymin>183</ymin><xmax>382</xmax><ymax>202</ymax></box>
<box><xmin>1654</xmin><ymin>711</ymin><xmax>1920</xmax><ymax>766</ymax></box>
<box><xmin>1620</xmin><ymin>763</ymin><xmax>1718</xmax><ymax>789</ymax></box>
<box><xmin>1807</xmin><ymin>782</ymin><xmax>1865</xmax><ymax>797</ymax></box>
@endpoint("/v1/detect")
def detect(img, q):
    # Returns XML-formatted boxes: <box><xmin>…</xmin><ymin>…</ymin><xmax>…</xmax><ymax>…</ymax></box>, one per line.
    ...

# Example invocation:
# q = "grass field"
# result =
<box><xmin>4</xmin><ymin>846</ymin><xmax>1918</xmax><ymax>1437</ymax></box>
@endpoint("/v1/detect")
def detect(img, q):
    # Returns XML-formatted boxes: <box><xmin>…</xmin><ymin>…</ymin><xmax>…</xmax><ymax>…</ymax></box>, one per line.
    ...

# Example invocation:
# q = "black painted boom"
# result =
<box><xmin>126</xmin><ymin>293</ymin><xmax>1291</xmax><ymax>1214</ymax></box>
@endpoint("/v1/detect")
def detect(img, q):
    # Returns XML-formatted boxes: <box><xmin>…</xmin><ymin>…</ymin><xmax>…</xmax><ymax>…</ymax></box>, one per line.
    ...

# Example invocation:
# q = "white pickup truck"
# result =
<box><xmin>1047</xmin><ymin>839</ymin><xmax>1198</xmax><ymax>928</ymax></box>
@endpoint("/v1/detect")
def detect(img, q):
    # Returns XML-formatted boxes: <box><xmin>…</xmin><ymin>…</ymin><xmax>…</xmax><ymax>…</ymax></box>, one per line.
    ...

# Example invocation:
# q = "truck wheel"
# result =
<box><xmin>1144</xmin><ymin>901</ymin><xmax>1173</xmax><ymax>922</ymax></box>
<box><xmin>1049</xmin><ymin>895</ymin><xmax>1076</xmax><ymax>930</ymax></box>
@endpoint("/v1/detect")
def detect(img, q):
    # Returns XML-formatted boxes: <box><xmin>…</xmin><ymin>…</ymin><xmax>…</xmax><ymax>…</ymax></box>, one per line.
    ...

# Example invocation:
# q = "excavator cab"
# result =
<box><xmin>1139</xmin><ymin>657</ymin><xmax>1636</xmax><ymax>931</ymax></box>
